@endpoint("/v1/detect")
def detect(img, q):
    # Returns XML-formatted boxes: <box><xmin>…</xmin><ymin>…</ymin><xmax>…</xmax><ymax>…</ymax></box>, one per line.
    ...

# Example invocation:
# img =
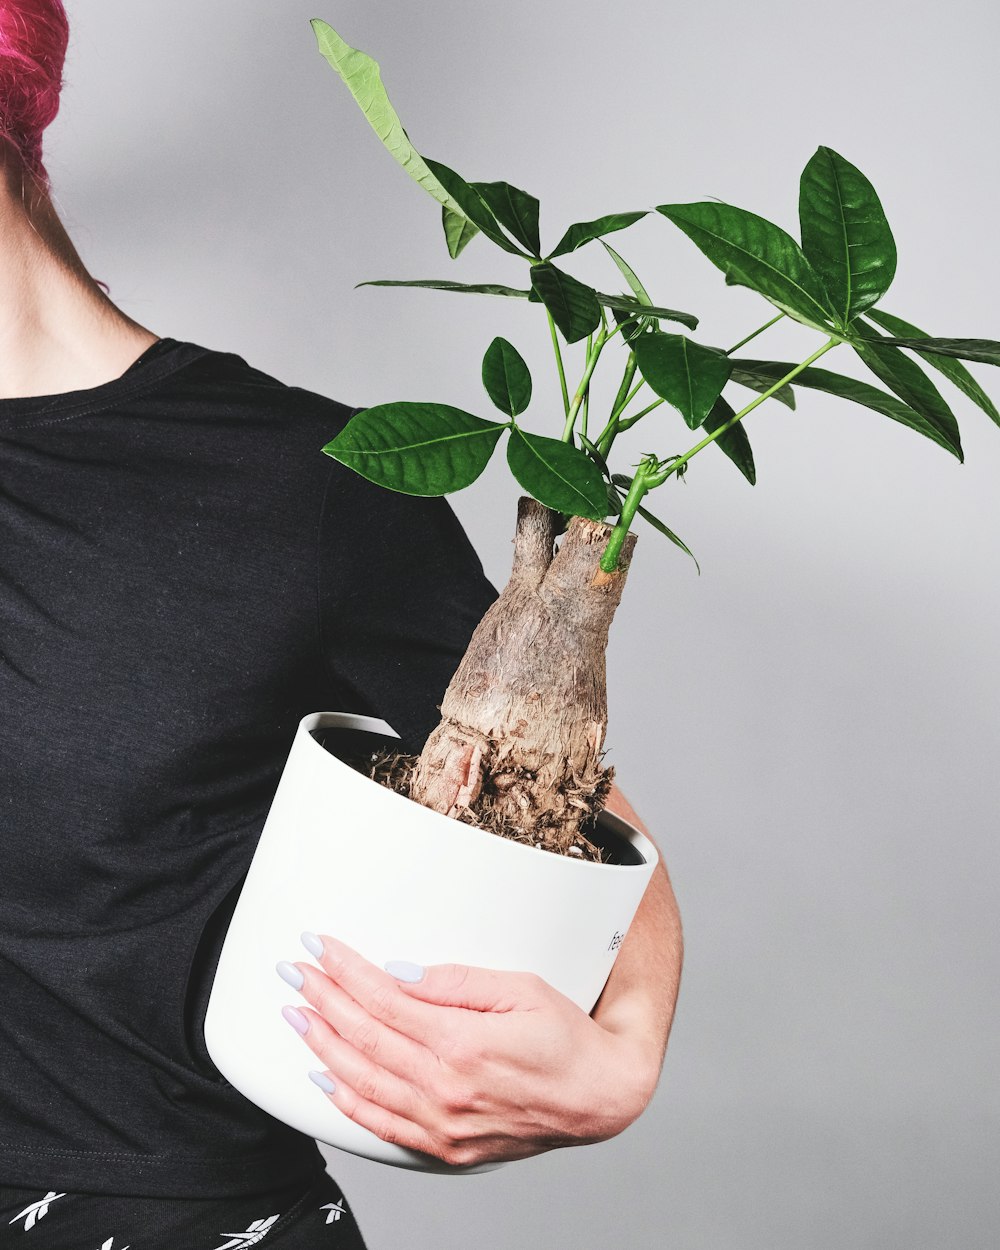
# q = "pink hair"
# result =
<box><xmin>0</xmin><ymin>0</ymin><xmax>69</xmax><ymax>194</ymax></box>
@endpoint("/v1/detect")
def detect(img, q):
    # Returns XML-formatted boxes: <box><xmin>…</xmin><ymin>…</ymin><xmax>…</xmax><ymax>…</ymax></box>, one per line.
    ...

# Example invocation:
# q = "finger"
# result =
<box><xmin>291</xmin><ymin>962</ymin><xmax>430</xmax><ymax>1082</ymax></box>
<box><xmin>385</xmin><ymin>959</ymin><xmax>545</xmax><ymax>1013</ymax></box>
<box><xmin>306</xmin><ymin>1064</ymin><xmax>461</xmax><ymax>1165</ymax></box>
<box><xmin>309</xmin><ymin>935</ymin><xmax>445</xmax><ymax>1047</ymax></box>
<box><xmin>283</xmin><ymin>999</ymin><xmax>429</xmax><ymax>1126</ymax></box>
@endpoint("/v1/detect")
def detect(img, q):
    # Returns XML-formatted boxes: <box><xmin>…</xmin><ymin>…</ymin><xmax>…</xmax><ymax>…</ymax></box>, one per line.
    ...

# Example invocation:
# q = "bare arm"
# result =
<box><xmin>589</xmin><ymin>783</ymin><xmax>684</xmax><ymax>1098</ymax></box>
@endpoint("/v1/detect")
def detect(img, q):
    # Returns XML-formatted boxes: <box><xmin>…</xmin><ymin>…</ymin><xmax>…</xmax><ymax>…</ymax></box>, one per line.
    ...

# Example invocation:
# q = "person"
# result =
<box><xmin>0</xmin><ymin>2</ymin><xmax>683</xmax><ymax>1246</ymax></box>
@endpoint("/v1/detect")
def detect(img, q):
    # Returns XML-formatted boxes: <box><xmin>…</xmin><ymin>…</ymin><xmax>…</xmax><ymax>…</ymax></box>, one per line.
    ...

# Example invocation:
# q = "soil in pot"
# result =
<box><xmin>310</xmin><ymin>724</ymin><xmax>636</xmax><ymax>867</ymax></box>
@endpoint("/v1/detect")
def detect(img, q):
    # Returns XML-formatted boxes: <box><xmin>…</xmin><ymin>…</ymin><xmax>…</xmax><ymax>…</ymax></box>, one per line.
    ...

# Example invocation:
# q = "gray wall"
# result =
<box><xmin>50</xmin><ymin>2</ymin><xmax>999</xmax><ymax>1246</ymax></box>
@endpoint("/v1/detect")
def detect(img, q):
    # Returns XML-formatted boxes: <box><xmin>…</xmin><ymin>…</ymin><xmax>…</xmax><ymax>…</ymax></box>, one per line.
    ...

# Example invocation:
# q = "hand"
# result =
<box><xmin>277</xmin><ymin>933</ymin><xmax>659</xmax><ymax>1167</ymax></box>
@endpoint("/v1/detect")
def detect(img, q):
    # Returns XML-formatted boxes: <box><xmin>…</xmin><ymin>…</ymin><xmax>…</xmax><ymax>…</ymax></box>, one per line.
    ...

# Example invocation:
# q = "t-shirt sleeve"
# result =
<box><xmin>315</xmin><ymin>415</ymin><xmax>501</xmax><ymax>754</ymax></box>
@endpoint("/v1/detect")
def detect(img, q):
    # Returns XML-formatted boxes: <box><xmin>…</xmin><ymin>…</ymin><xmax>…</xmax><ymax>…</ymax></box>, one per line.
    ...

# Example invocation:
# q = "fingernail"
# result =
<box><xmin>385</xmin><ymin>960</ymin><xmax>425</xmax><ymax>983</ymax></box>
<box><xmin>309</xmin><ymin>1069</ymin><xmax>336</xmax><ymax>1094</ymax></box>
<box><xmin>276</xmin><ymin>960</ymin><xmax>304</xmax><ymax>989</ymax></box>
<box><xmin>301</xmin><ymin>931</ymin><xmax>324</xmax><ymax>959</ymax></box>
<box><xmin>281</xmin><ymin>1005</ymin><xmax>309</xmax><ymax>1035</ymax></box>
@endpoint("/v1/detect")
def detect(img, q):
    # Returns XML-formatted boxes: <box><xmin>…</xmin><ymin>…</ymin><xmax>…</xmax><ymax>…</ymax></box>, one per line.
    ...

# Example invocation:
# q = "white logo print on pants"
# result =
<box><xmin>212</xmin><ymin>1214</ymin><xmax>281</xmax><ymax>1248</ymax></box>
<box><xmin>9</xmin><ymin>1191</ymin><xmax>67</xmax><ymax>1231</ymax></box>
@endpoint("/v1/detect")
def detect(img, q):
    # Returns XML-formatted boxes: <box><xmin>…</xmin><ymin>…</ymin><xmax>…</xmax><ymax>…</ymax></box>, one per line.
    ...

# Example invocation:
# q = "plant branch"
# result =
<box><xmin>546</xmin><ymin>307</ymin><xmax>570</xmax><ymax>418</ymax></box>
<box><xmin>726</xmin><ymin>312</ymin><xmax>785</xmax><ymax>355</ymax></box>
<box><xmin>582</xmin><ymin>333</ymin><xmax>592</xmax><ymax>439</ymax></box>
<box><xmin>600</xmin><ymin>459</ymin><xmax>654</xmax><ymax>573</ymax></box>
<box><xmin>609</xmin><ymin>357</ymin><xmax>639</xmax><ymax>417</ymax></box>
<box><xmin>611</xmin><ymin>393</ymin><xmax>664</xmax><ymax>432</ymax></box>
<box><xmin>595</xmin><ymin>354</ymin><xmax>639</xmax><ymax>458</ymax></box>
<box><xmin>651</xmin><ymin>336</ymin><xmax>841</xmax><ymax>484</ymax></box>
<box><xmin>561</xmin><ymin>325</ymin><xmax>609</xmax><ymax>443</ymax></box>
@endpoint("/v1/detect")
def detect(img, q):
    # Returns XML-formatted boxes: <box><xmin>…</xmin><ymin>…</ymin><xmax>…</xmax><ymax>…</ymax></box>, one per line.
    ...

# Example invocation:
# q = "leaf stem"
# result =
<box><xmin>617</xmin><ymin>392</ymin><xmax>662</xmax><ymax>430</ymax></box>
<box><xmin>651</xmin><ymin>336</ymin><xmax>841</xmax><ymax>484</ymax></box>
<box><xmin>609</xmin><ymin>359</ymin><xmax>639</xmax><ymax>419</ymax></box>
<box><xmin>561</xmin><ymin>325</ymin><xmax>609</xmax><ymax>443</ymax></box>
<box><xmin>726</xmin><ymin>312</ymin><xmax>785</xmax><ymax>355</ymax></box>
<box><xmin>600</xmin><ymin>459</ymin><xmax>654</xmax><ymax>573</ymax></box>
<box><xmin>594</xmin><ymin>354</ymin><xmax>639</xmax><ymax>458</ymax></box>
<box><xmin>546</xmin><ymin>307</ymin><xmax>570</xmax><ymax>418</ymax></box>
<box><xmin>618</xmin><ymin>375</ymin><xmax>646</xmax><ymax>412</ymax></box>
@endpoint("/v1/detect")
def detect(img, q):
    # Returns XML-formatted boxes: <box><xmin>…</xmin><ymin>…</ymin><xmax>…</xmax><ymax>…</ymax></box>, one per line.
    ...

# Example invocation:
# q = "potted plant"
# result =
<box><xmin>204</xmin><ymin>19</ymin><xmax>1000</xmax><ymax>1172</ymax></box>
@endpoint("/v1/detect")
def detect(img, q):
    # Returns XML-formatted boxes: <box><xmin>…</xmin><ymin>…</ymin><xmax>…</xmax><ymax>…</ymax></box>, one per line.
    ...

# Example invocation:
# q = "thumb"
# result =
<box><xmin>384</xmin><ymin>959</ymin><xmax>535</xmax><ymax>1012</ymax></box>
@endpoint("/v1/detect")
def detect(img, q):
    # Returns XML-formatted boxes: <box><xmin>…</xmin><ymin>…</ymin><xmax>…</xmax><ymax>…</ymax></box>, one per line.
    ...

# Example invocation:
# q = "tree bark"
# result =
<box><xmin>408</xmin><ymin>496</ymin><xmax>637</xmax><ymax>855</ymax></box>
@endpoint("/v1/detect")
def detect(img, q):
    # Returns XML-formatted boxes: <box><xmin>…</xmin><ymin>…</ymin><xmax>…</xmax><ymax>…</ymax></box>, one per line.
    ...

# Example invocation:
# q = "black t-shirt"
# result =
<box><xmin>0</xmin><ymin>337</ymin><xmax>499</xmax><ymax>1198</ymax></box>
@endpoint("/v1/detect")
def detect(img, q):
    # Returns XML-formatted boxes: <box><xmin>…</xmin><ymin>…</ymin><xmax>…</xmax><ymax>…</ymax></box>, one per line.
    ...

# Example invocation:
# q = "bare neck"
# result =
<box><xmin>0</xmin><ymin>154</ymin><xmax>158</xmax><ymax>400</ymax></box>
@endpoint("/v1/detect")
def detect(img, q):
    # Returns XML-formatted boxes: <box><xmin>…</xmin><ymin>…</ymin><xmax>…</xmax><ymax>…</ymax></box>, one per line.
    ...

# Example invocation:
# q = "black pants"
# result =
<box><xmin>0</xmin><ymin>1169</ymin><xmax>368</xmax><ymax>1248</ymax></box>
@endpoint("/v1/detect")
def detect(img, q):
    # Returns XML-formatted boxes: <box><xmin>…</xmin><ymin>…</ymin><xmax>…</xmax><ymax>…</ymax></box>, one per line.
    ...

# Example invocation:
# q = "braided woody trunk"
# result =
<box><xmin>407</xmin><ymin>497</ymin><xmax>637</xmax><ymax>856</ymax></box>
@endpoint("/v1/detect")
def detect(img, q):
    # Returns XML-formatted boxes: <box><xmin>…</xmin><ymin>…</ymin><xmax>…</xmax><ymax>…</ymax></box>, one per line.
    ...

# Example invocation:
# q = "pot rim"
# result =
<box><xmin>298</xmin><ymin>710</ymin><xmax>659</xmax><ymax>874</ymax></box>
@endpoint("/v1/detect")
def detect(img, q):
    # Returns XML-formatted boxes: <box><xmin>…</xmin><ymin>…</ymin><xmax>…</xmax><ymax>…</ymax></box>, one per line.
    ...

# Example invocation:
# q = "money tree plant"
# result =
<box><xmin>311</xmin><ymin>20</ymin><xmax>1000</xmax><ymax>861</ymax></box>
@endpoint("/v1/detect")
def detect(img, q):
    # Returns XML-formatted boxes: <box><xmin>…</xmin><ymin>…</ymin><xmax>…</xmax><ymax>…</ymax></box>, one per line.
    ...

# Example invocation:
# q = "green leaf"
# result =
<box><xmin>703</xmin><ymin>398</ymin><xmax>756</xmax><ymax>484</ymax></box>
<box><xmin>310</xmin><ymin>22</ymin><xmax>473</xmax><ymax>253</ymax></box>
<box><xmin>600</xmin><ymin>241</ymin><xmax>656</xmax><ymax>338</ymax></box>
<box><xmin>578</xmin><ymin>432</ymin><xmax>612</xmax><ymax>480</ymax></box>
<box><xmin>482</xmin><ymin>337</ymin><xmax>532</xmax><ymax>417</ymax></box>
<box><xmin>423</xmin><ymin>157</ymin><xmax>529</xmax><ymax>258</ymax></box>
<box><xmin>354</xmin><ymin>277</ymin><xmax>697</xmax><ymax>330</ymax></box>
<box><xmin>610</xmin><ymin>310</ymin><xmax>650</xmax><ymax>350</ymax></box>
<box><xmin>599</xmin><ymin>242</ymin><xmax>700</xmax><ymax>331</ymax></box>
<box><xmin>852</xmin><ymin>334</ymin><xmax>1000</xmax><ymax>369</ymax></box>
<box><xmin>864</xmin><ymin>311</ymin><xmax>1000</xmax><ymax>428</ymax></box>
<box><xmin>356</xmin><ymin>278</ymin><xmax>531</xmax><ymax>299</ymax></box>
<box><xmin>851</xmin><ymin>326</ymin><xmax>963</xmax><ymax>458</ymax></box>
<box><xmin>469</xmin><ymin>180</ymin><xmax>541</xmax><ymax>256</ymax></box>
<box><xmin>529</xmin><ymin>262</ymin><xmax>602</xmax><ymax>343</ymax></box>
<box><xmin>656</xmin><ymin>201</ymin><xmax>837</xmax><ymax>330</ymax></box>
<box><xmin>506</xmin><ymin>427</ymin><xmax>608</xmax><ymax>519</ymax></box>
<box><xmin>731</xmin><ymin>359</ymin><xmax>963</xmax><ymax>460</ymax></box>
<box><xmin>638</xmin><ymin>504</ymin><xmax>700</xmax><ymax>572</ymax></box>
<box><xmin>599</xmin><ymin>292</ymin><xmax>698</xmax><ymax>331</ymax></box>
<box><xmin>547</xmin><ymin>211</ymin><xmax>648</xmax><ymax>259</ymax></box>
<box><xmin>442</xmin><ymin>207</ymin><xmax>479</xmax><ymax>259</ymax></box>
<box><xmin>632</xmin><ymin>333</ymin><xmax>732</xmax><ymax>429</ymax></box>
<box><xmin>600</xmin><ymin>241</ymin><xmax>653</xmax><ymax>307</ymax></box>
<box><xmin>728</xmin><ymin>360</ymin><xmax>796</xmax><ymax>409</ymax></box>
<box><xmin>322</xmin><ymin>402</ymin><xmax>508</xmax><ymax>494</ymax></box>
<box><xmin>798</xmin><ymin>146</ymin><xmax>896</xmax><ymax>324</ymax></box>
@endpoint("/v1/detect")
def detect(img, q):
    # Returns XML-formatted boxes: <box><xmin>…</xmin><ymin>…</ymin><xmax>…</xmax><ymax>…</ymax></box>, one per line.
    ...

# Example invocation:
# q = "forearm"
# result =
<box><xmin>589</xmin><ymin>783</ymin><xmax>683</xmax><ymax>1090</ymax></box>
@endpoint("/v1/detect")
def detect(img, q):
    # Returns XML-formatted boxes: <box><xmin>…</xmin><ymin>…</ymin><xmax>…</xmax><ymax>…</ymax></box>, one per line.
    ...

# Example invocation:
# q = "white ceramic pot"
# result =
<box><xmin>204</xmin><ymin>711</ymin><xmax>658</xmax><ymax>1174</ymax></box>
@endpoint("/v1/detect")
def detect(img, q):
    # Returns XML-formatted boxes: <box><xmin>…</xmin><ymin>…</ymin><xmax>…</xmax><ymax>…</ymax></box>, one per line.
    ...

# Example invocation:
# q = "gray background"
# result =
<box><xmin>47</xmin><ymin>2</ymin><xmax>998</xmax><ymax>1246</ymax></box>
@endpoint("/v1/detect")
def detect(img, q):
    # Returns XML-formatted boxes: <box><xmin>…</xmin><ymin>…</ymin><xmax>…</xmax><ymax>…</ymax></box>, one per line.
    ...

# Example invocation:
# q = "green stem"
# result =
<box><xmin>618</xmin><ymin>375</ymin><xmax>646</xmax><ymax>413</ymax></box>
<box><xmin>596</xmin><ymin>413</ymin><xmax>619</xmax><ymax>459</ymax></box>
<box><xmin>651</xmin><ymin>336</ymin><xmax>841</xmax><ymax>485</ymax></box>
<box><xmin>608</xmin><ymin>363</ymin><xmax>639</xmax><ymax>423</ymax></box>
<box><xmin>595</xmin><ymin>355</ymin><xmax>639</xmax><ymax>457</ymax></box>
<box><xmin>546</xmin><ymin>308</ymin><xmax>570</xmax><ymax>418</ymax></box>
<box><xmin>581</xmin><ymin>333</ymin><xmax>593</xmax><ymax>438</ymax></box>
<box><xmin>600</xmin><ymin>461</ymin><xmax>652</xmax><ymax>573</ymax></box>
<box><xmin>617</xmin><ymin>394</ymin><xmax>662</xmax><ymax>430</ymax></box>
<box><xmin>726</xmin><ymin>312</ymin><xmax>785</xmax><ymax>356</ymax></box>
<box><xmin>561</xmin><ymin>326</ymin><xmax>609</xmax><ymax>443</ymax></box>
